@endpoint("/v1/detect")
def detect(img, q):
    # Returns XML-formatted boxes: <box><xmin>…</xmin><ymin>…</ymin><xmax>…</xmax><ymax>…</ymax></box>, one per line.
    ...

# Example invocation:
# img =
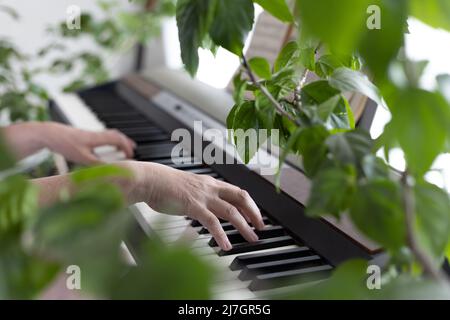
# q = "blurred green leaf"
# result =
<box><xmin>249</xmin><ymin>57</ymin><xmax>272</xmax><ymax>79</ymax></box>
<box><xmin>387</xmin><ymin>88</ymin><xmax>449</xmax><ymax>176</ymax></box>
<box><xmin>350</xmin><ymin>179</ymin><xmax>406</xmax><ymax>252</ymax></box>
<box><xmin>176</xmin><ymin>0</ymin><xmax>215</xmax><ymax>76</ymax></box>
<box><xmin>209</xmin><ymin>0</ymin><xmax>254</xmax><ymax>56</ymax></box>
<box><xmin>297</xmin><ymin>125</ymin><xmax>329</xmax><ymax>177</ymax></box>
<box><xmin>71</xmin><ymin>165</ymin><xmax>132</xmax><ymax>185</ymax></box>
<box><xmin>296</xmin><ymin>0</ymin><xmax>371</xmax><ymax>54</ymax></box>
<box><xmin>326</xmin><ymin>129</ymin><xmax>373</xmax><ymax>171</ymax></box>
<box><xmin>110</xmin><ymin>241</ymin><xmax>213</xmax><ymax>299</ymax></box>
<box><xmin>410</xmin><ymin>0</ymin><xmax>450</xmax><ymax>32</ymax></box>
<box><xmin>0</xmin><ymin>230</ymin><xmax>60</xmax><ymax>299</ymax></box>
<box><xmin>253</xmin><ymin>0</ymin><xmax>293</xmax><ymax>22</ymax></box>
<box><xmin>358</xmin><ymin>0</ymin><xmax>407</xmax><ymax>84</ymax></box>
<box><xmin>285</xmin><ymin>259</ymin><xmax>370</xmax><ymax>299</ymax></box>
<box><xmin>307</xmin><ymin>165</ymin><xmax>356</xmax><ymax>217</ymax></box>
<box><xmin>414</xmin><ymin>181</ymin><xmax>450</xmax><ymax>266</ymax></box>
<box><xmin>0</xmin><ymin>176</ymin><xmax>38</xmax><ymax>232</ymax></box>
<box><xmin>0</xmin><ymin>134</ymin><xmax>16</xmax><ymax>171</ymax></box>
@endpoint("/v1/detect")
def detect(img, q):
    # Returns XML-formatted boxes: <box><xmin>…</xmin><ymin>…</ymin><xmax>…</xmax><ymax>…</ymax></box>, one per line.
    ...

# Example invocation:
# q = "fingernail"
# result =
<box><xmin>251</xmin><ymin>232</ymin><xmax>259</xmax><ymax>242</ymax></box>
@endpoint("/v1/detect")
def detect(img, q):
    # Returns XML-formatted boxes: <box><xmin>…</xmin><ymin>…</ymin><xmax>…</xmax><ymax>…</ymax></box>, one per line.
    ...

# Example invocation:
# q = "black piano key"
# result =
<box><xmin>98</xmin><ymin>113</ymin><xmax>143</xmax><ymax>122</ymax></box>
<box><xmin>238</xmin><ymin>255</ymin><xmax>324</xmax><ymax>281</ymax></box>
<box><xmin>104</xmin><ymin>118</ymin><xmax>152</xmax><ymax>127</ymax></box>
<box><xmin>199</xmin><ymin>223</ymin><xmax>235</xmax><ymax>234</ymax></box>
<box><xmin>249</xmin><ymin>264</ymin><xmax>333</xmax><ymax>291</ymax></box>
<box><xmin>230</xmin><ymin>246</ymin><xmax>312</xmax><ymax>271</ymax></box>
<box><xmin>218</xmin><ymin>236</ymin><xmax>295</xmax><ymax>256</ymax></box>
<box><xmin>135</xmin><ymin>143</ymin><xmax>177</xmax><ymax>160</ymax></box>
<box><xmin>119</xmin><ymin>127</ymin><xmax>163</xmax><ymax>136</ymax></box>
<box><xmin>199</xmin><ymin>217</ymin><xmax>272</xmax><ymax>235</ymax></box>
<box><xmin>131</xmin><ymin>133</ymin><xmax>171</xmax><ymax>144</ymax></box>
<box><xmin>209</xmin><ymin>226</ymin><xmax>285</xmax><ymax>247</ymax></box>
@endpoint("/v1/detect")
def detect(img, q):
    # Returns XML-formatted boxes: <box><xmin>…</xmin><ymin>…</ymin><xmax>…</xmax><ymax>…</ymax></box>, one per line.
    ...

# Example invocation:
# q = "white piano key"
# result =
<box><xmin>53</xmin><ymin>93</ymin><xmax>105</xmax><ymax>132</ymax></box>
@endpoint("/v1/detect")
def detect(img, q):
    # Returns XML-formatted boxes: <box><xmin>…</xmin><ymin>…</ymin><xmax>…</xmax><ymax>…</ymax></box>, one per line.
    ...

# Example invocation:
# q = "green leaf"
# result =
<box><xmin>358</xmin><ymin>0</ymin><xmax>408</xmax><ymax>83</ymax></box>
<box><xmin>209</xmin><ymin>0</ymin><xmax>254</xmax><ymax>56</ymax></box>
<box><xmin>248</xmin><ymin>57</ymin><xmax>272</xmax><ymax>79</ymax></box>
<box><xmin>0</xmin><ymin>176</ymin><xmax>38</xmax><ymax>232</ymax></box>
<box><xmin>373</xmin><ymin>275</ymin><xmax>450</xmax><ymax>299</ymax></box>
<box><xmin>71</xmin><ymin>165</ymin><xmax>132</xmax><ymax>185</ymax></box>
<box><xmin>414</xmin><ymin>182</ymin><xmax>450</xmax><ymax>265</ymax></box>
<box><xmin>253</xmin><ymin>0</ymin><xmax>293</xmax><ymax>22</ymax></box>
<box><xmin>326</xmin><ymin>129</ymin><xmax>373</xmax><ymax>171</ymax></box>
<box><xmin>230</xmin><ymin>101</ymin><xmax>267</xmax><ymax>163</ymax></box>
<box><xmin>315</xmin><ymin>54</ymin><xmax>361</xmax><ymax>78</ymax></box>
<box><xmin>299</xmin><ymin>46</ymin><xmax>316</xmax><ymax>71</ymax></box>
<box><xmin>176</xmin><ymin>0</ymin><xmax>215</xmax><ymax>76</ymax></box>
<box><xmin>274</xmin><ymin>41</ymin><xmax>299</xmax><ymax>73</ymax></box>
<box><xmin>231</xmin><ymin>72</ymin><xmax>248</xmax><ymax>104</ymax></box>
<box><xmin>329</xmin><ymin>67</ymin><xmax>383</xmax><ymax>106</ymax></box>
<box><xmin>410</xmin><ymin>0</ymin><xmax>450</xmax><ymax>32</ymax></box>
<box><xmin>0</xmin><ymin>230</ymin><xmax>60</xmax><ymax>299</ymax></box>
<box><xmin>110</xmin><ymin>241</ymin><xmax>213</xmax><ymax>299</ymax></box>
<box><xmin>317</xmin><ymin>95</ymin><xmax>354</xmax><ymax>130</ymax></box>
<box><xmin>285</xmin><ymin>259</ymin><xmax>370</xmax><ymax>299</ymax></box>
<box><xmin>297</xmin><ymin>125</ymin><xmax>330</xmax><ymax>177</ymax></box>
<box><xmin>386</xmin><ymin>88</ymin><xmax>449</xmax><ymax>176</ymax></box>
<box><xmin>0</xmin><ymin>134</ymin><xmax>16</xmax><ymax>171</ymax></box>
<box><xmin>301</xmin><ymin>80</ymin><xmax>340</xmax><ymax>105</ymax></box>
<box><xmin>296</xmin><ymin>0</ymin><xmax>372</xmax><ymax>54</ymax></box>
<box><xmin>350</xmin><ymin>179</ymin><xmax>406</xmax><ymax>252</ymax></box>
<box><xmin>307</xmin><ymin>166</ymin><xmax>356</xmax><ymax>217</ymax></box>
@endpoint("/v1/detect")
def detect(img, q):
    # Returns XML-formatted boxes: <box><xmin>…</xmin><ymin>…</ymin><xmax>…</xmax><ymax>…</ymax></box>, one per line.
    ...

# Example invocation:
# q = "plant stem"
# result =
<box><xmin>241</xmin><ymin>55</ymin><xmax>301</xmax><ymax>126</ymax></box>
<box><xmin>401</xmin><ymin>171</ymin><xmax>449</xmax><ymax>283</ymax></box>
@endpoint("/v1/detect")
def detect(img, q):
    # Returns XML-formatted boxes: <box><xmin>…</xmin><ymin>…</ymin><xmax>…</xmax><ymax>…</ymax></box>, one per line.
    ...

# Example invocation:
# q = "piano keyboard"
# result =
<box><xmin>50</xmin><ymin>79</ymin><xmax>373</xmax><ymax>299</ymax></box>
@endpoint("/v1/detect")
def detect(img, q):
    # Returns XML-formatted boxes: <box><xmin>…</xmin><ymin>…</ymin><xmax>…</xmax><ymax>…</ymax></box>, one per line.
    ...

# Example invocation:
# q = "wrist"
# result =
<box><xmin>115</xmin><ymin>161</ymin><xmax>155</xmax><ymax>204</ymax></box>
<box><xmin>28</xmin><ymin>121</ymin><xmax>56</xmax><ymax>150</ymax></box>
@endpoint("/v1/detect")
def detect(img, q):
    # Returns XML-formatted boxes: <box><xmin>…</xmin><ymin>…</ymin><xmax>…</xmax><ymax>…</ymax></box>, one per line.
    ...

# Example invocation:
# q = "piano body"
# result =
<box><xmin>49</xmin><ymin>68</ymin><xmax>382</xmax><ymax>299</ymax></box>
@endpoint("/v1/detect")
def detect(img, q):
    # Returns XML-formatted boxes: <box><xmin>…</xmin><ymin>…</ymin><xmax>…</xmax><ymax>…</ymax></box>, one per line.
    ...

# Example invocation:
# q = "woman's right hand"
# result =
<box><xmin>121</xmin><ymin>161</ymin><xmax>266</xmax><ymax>251</ymax></box>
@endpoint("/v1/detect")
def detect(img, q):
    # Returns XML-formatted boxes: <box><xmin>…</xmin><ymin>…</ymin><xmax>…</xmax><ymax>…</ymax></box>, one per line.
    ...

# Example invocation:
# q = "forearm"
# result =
<box><xmin>2</xmin><ymin>121</ymin><xmax>50</xmax><ymax>160</ymax></box>
<box><xmin>32</xmin><ymin>162</ymin><xmax>139</xmax><ymax>207</ymax></box>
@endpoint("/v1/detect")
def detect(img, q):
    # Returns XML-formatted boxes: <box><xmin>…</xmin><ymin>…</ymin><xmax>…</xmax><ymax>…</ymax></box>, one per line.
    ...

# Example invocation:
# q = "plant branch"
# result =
<box><xmin>401</xmin><ymin>171</ymin><xmax>449</xmax><ymax>283</ymax></box>
<box><xmin>241</xmin><ymin>55</ymin><xmax>300</xmax><ymax>126</ymax></box>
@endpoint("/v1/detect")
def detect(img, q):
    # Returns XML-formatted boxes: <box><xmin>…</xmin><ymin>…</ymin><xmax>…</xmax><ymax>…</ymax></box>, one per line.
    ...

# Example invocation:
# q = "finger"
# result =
<box><xmin>194</xmin><ymin>207</ymin><xmax>232</xmax><ymax>251</ymax></box>
<box><xmin>80</xmin><ymin>149</ymin><xmax>104</xmax><ymax>165</ymax></box>
<box><xmin>209</xmin><ymin>199</ymin><xmax>258</xmax><ymax>243</ymax></box>
<box><xmin>95</xmin><ymin>130</ymin><xmax>135</xmax><ymax>158</ymax></box>
<box><xmin>218</xmin><ymin>185</ymin><xmax>265</xmax><ymax>230</ymax></box>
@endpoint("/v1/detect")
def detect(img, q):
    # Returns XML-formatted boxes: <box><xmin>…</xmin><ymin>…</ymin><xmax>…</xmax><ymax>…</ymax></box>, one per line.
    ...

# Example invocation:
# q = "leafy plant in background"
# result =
<box><xmin>0</xmin><ymin>0</ymin><xmax>213</xmax><ymax>299</ymax></box>
<box><xmin>175</xmin><ymin>0</ymin><xmax>450</xmax><ymax>298</ymax></box>
<box><xmin>39</xmin><ymin>0</ymin><xmax>176</xmax><ymax>92</ymax></box>
<box><xmin>0</xmin><ymin>137</ymin><xmax>214</xmax><ymax>299</ymax></box>
<box><xmin>0</xmin><ymin>3</ymin><xmax>48</xmax><ymax>122</ymax></box>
